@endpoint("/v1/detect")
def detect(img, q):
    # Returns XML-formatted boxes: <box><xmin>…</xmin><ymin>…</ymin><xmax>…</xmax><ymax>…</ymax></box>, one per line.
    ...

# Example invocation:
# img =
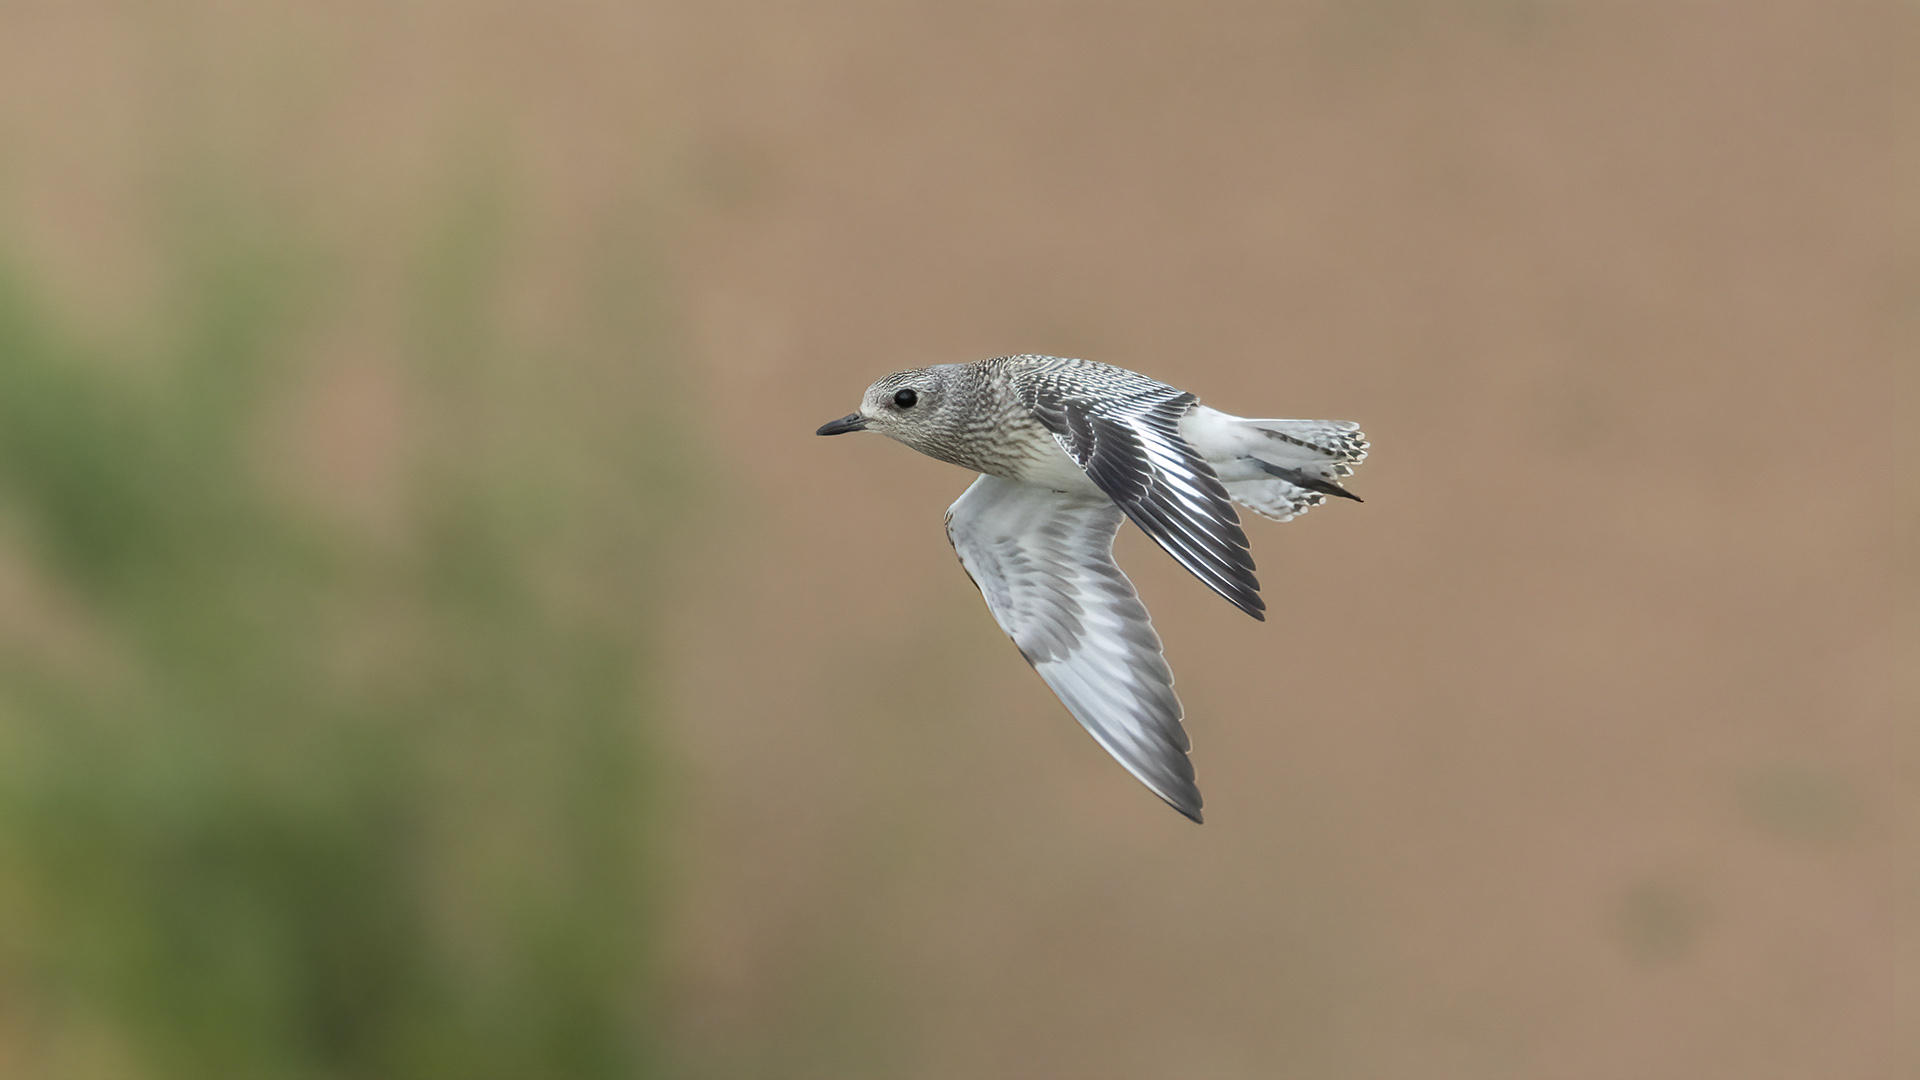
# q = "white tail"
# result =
<box><xmin>1181</xmin><ymin>409</ymin><xmax>1369</xmax><ymax>523</ymax></box>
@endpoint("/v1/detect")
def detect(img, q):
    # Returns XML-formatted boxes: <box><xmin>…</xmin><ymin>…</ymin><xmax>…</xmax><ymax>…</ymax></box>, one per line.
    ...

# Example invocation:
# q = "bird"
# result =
<box><xmin>816</xmin><ymin>354</ymin><xmax>1366</xmax><ymax>822</ymax></box>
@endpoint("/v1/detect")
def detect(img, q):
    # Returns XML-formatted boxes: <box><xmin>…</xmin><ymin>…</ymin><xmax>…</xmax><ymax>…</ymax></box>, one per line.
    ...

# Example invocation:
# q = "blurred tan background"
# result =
<box><xmin>0</xmin><ymin>3</ymin><xmax>1914</xmax><ymax>1078</ymax></box>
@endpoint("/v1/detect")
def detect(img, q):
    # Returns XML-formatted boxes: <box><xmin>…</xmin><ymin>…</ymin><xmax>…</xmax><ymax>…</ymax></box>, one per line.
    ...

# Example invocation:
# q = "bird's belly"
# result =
<box><xmin>1000</xmin><ymin>439</ymin><xmax>1104</xmax><ymax>497</ymax></box>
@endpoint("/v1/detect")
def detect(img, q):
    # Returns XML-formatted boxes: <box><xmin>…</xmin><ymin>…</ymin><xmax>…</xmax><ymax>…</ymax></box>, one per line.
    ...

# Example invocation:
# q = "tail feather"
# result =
<box><xmin>1189</xmin><ymin>414</ymin><xmax>1368</xmax><ymax>523</ymax></box>
<box><xmin>1246</xmin><ymin>418</ymin><xmax>1368</xmax><ymax>478</ymax></box>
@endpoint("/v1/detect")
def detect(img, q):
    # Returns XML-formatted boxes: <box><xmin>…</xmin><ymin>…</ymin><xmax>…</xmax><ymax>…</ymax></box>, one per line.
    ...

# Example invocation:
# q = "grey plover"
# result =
<box><xmin>817</xmin><ymin>355</ymin><xmax>1366</xmax><ymax>822</ymax></box>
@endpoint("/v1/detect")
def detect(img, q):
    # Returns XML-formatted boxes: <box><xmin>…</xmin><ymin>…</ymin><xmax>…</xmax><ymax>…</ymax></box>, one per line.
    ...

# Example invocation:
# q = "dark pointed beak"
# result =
<box><xmin>816</xmin><ymin>413</ymin><xmax>867</xmax><ymax>436</ymax></box>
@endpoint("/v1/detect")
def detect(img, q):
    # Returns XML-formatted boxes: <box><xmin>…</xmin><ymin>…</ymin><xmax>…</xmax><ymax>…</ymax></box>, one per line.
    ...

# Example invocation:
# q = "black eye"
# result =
<box><xmin>893</xmin><ymin>388</ymin><xmax>918</xmax><ymax>408</ymax></box>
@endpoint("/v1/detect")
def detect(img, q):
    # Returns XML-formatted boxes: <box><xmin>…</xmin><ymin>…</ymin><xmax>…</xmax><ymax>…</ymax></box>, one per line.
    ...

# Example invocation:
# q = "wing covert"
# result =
<box><xmin>1023</xmin><ymin>368</ymin><xmax>1264</xmax><ymax>620</ymax></box>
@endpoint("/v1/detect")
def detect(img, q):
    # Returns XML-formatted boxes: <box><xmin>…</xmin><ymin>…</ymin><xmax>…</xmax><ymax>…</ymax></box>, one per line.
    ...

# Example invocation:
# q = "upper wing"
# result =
<box><xmin>1022</xmin><ymin>366</ymin><xmax>1264</xmax><ymax>620</ymax></box>
<box><xmin>946</xmin><ymin>474</ymin><xmax>1202</xmax><ymax>822</ymax></box>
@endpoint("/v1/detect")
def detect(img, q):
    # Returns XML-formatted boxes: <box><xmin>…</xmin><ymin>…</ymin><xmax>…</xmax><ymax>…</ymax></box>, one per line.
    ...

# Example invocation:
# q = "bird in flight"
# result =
<box><xmin>817</xmin><ymin>355</ymin><xmax>1366</xmax><ymax>822</ymax></box>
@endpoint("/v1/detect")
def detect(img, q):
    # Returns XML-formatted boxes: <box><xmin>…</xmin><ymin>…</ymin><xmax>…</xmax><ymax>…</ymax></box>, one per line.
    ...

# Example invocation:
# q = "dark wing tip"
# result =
<box><xmin>1151</xmin><ymin>769</ymin><xmax>1205</xmax><ymax>823</ymax></box>
<box><xmin>1253</xmin><ymin>459</ymin><xmax>1364</xmax><ymax>503</ymax></box>
<box><xmin>1166</xmin><ymin>794</ymin><xmax>1205</xmax><ymax>823</ymax></box>
<box><xmin>1217</xmin><ymin>574</ymin><xmax>1265</xmax><ymax>620</ymax></box>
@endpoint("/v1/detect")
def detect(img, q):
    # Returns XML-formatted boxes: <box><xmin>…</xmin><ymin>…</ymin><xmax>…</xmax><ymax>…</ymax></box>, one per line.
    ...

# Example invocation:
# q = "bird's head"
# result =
<box><xmin>815</xmin><ymin>366</ymin><xmax>959</xmax><ymax>451</ymax></box>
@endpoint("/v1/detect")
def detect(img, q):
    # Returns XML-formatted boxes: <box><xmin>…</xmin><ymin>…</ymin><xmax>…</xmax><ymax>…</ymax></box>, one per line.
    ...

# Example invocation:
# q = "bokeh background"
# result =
<box><xmin>0</xmin><ymin>3</ymin><xmax>1914</xmax><ymax>1078</ymax></box>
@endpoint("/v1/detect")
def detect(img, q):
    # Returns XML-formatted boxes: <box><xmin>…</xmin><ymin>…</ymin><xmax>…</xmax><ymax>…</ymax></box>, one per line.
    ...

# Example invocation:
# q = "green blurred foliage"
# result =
<box><xmin>0</xmin><ymin>191</ymin><xmax>682</xmax><ymax>1079</ymax></box>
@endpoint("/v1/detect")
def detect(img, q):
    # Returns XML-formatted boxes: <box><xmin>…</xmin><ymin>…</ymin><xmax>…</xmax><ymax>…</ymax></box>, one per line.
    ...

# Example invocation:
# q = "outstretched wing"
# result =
<box><xmin>1022</xmin><ymin>363</ymin><xmax>1264</xmax><ymax>620</ymax></box>
<box><xmin>946</xmin><ymin>474</ymin><xmax>1202</xmax><ymax>822</ymax></box>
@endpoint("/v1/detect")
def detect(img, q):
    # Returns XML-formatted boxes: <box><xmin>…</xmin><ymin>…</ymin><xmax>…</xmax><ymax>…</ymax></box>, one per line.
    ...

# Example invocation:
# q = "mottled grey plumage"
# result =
<box><xmin>817</xmin><ymin>355</ymin><xmax>1367</xmax><ymax>822</ymax></box>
